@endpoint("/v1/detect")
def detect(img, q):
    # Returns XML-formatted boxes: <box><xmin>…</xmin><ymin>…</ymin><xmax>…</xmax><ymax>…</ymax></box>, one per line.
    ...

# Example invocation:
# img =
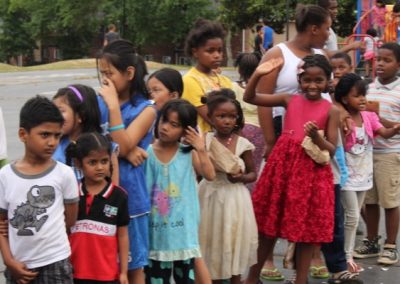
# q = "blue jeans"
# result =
<box><xmin>321</xmin><ymin>185</ymin><xmax>347</xmax><ymax>273</ymax></box>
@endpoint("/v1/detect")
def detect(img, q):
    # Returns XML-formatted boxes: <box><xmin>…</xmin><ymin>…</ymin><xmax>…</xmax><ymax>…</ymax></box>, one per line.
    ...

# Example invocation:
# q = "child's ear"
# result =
<box><xmin>18</xmin><ymin>128</ymin><xmax>27</xmax><ymax>143</ymax></box>
<box><xmin>170</xmin><ymin>91</ymin><xmax>179</xmax><ymax>99</ymax></box>
<box><xmin>126</xmin><ymin>66</ymin><xmax>136</xmax><ymax>80</ymax></box>
<box><xmin>192</xmin><ymin>48</ymin><xmax>198</xmax><ymax>59</ymax></box>
<box><xmin>341</xmin><ymin>97</ymin><xmax>348</xmax><ymax>105</ymax></box>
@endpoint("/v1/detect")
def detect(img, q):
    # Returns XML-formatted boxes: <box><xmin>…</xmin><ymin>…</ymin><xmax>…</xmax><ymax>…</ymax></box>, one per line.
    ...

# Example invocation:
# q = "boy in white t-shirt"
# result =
<box><xmin>0</xmin><ymin>96</ymin><xmax>79</xmax><ymax>283</ymax></box>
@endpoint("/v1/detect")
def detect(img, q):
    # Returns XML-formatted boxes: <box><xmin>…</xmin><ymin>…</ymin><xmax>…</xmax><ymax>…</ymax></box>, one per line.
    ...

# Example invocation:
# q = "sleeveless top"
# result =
<box><xmin>283</xmin><ymin>95</ymin><xmax>331</xmax><ymax>142</ymax></box>
<box><xmin>274</xmin><ymin>43</ymin><xmax>324</xmax><ymax>118</ymax></box>
<box><xmin>145</xmin><ymin>145</ymin><xmax>201</xmax><ymax>261</ymax></box>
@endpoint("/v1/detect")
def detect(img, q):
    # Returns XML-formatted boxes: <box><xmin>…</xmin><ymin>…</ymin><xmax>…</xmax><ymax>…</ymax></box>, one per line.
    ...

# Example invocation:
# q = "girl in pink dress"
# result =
<box><xmin>243</xmin><ymin>54</ymin><xmax>340</xmax><ymax>284</ymax></box>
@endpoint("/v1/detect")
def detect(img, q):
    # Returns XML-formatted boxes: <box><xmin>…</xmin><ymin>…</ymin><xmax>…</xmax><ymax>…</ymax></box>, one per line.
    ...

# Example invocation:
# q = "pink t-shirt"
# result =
<box><xmin>344</xmin><ymin>111</ymin><xmax>383</xmax><ymax>151</ymax></box>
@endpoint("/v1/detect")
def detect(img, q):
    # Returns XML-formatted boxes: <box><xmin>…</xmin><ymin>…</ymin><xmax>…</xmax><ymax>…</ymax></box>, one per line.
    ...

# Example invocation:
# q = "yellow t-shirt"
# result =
<box><xmin>231</xmin><ymin>82</ymin><xmax>259</xmax><ymax>127</ymax></box>
<box><xmin>182</xmin><ymin>67</ymin><xmax>232</xmax><ymax>133</ymax></box>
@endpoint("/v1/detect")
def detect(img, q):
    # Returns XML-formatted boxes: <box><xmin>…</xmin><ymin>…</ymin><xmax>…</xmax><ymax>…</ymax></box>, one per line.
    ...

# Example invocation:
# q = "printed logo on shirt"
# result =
<box><xmin>10</xmin><ymin>185</ymin><xmax>56</xmax><ymax>236</ymax></box>
<box><xmin>71</xmin><ymin>219</ymin><xmax>116</xmax><ymax>236</ymax></box>
<box><xmin>103</xmin><ymin>204</ymin><xmax>118</xmax><ymax>217</ymax></box>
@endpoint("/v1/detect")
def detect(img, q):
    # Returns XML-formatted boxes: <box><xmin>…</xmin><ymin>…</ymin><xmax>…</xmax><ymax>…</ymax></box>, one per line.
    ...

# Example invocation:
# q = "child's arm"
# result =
<box><xmin>375</xmin><ymin>124</ymin><xmax>400</xmax><ymax>139</ymax></box>
<box><xmin>185</xmin><ymin>127</ymin><xmax>215</xmax><ymax>181</ymax></box>
<box><xmin>379</xmin><ymin>117</ymin><xmax>400</xmax><ymax>128</ymax></box>
<box><xmin>227</xmin><ymin>150</ymin><xmax>256</xmax><ymax>184</ymax></box>
<box><xmin>64</xmin><ymin>202</ymin><xmax>78</xmax><ymax>232</ymax></box>
<box><xmin>126</xmin><ymin>146</ymin><xmax>149</xmax><ymax>167</ymax></box>
<box><xmin>244</xmin><ymin>58</ymin><xmax>290</xmax><ymax>107</ymax></box>
<box><xmin>305</xmin><ymin>105</ymin><xmax>340</xmax><ymax>156</ymax></box>
<box><xmin>0</xmin><ymin>212</ymin><xmax>38</xmax><ymax>282</ymax></box>
<box><xmin>111</xmin><ymin>151</ymin><xmax>119</xmax><ymax>185</ymax></box>
<box><xmin>99</xmin><ymin>77</ymin><xmax>157</xmax><ymax>157</ymax></box>
<box><xmin>117</xmin><ymin>225</ymin><xmax>129</xmax><ymax>284</ymax></box>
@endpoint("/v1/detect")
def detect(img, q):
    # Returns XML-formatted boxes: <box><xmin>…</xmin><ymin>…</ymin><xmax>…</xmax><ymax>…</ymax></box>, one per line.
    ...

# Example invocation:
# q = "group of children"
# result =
<box><xmin>0</xmin><ymin>13</ymin><xmax>400</xmax><ymax>284</ymax></box>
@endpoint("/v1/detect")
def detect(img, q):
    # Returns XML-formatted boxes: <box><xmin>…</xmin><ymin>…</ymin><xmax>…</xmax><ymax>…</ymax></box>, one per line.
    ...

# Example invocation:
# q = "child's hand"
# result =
<box><xmin>119</xmin><ymin>273</ymin><xmax>129</xmax><ymax>284</ymax></box>
<box><xmin>7</xmin><ymin>259</ymin><xmax>38</xmax><ymax>283</ymax></box>
<box><xmin>184</xmin><ymin>126</ymin><xmax>206</xmax><ymax>152</ymax></box>
<box><xmin>126</xmin><ymin>146</ymin><xmax>148</xmax><ymax>167</ymax></box>
<box><xmin>304</xmin><ymin>121</ymin><xmax>320</xmax><ymax>139</ymax></box>
<box><xmin>227</xmin><ymin>171</ymin><xmax>244</xmax><ymax>183</ymax></box>
<box><xmin>99</xmin><ymin>77</ymin><xmax>119</xmax><ymax>109</ymax></box>
<box><xmin>0</xmin><ymin>219</ymin><xmax>8</xmax><ymax>237</ymax></box>
<box><xmin>255</xmin><ymin>58</ymin><xmax>283</xmax><ymax>76</ymax></box>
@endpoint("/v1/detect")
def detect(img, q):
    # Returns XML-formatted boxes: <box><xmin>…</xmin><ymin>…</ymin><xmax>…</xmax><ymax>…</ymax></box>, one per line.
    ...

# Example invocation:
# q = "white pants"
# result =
<box><xmin>341</xmin><ymin>190</ymin><xmax>367</xmax><ymax>261</ymax></box>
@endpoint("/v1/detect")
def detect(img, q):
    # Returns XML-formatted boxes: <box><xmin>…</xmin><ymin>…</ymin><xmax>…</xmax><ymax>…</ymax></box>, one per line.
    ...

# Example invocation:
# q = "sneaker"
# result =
<box><xmin>353</xmin><ymin>236</ymin><xmax>381</xmax><ymax>259</ymax></box>
<box><xmin>328</xmin><ymin>271</ymin><xmax>364</xmax><ymax>284</ymax></box>
<box><xmin>377</xmin><ymin>243</ymin><xmax>399</xmax><ymax>265</ymax></box>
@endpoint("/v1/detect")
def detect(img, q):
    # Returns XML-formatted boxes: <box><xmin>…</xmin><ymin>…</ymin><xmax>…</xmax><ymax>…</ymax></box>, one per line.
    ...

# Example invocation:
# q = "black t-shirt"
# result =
<box><xmin>105</xmin><ymin>31</ymin><xmax>120</xmax><ymax>44</ymax></box>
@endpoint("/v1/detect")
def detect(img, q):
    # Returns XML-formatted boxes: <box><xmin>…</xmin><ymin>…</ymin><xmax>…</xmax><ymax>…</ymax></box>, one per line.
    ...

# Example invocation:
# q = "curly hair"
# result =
<box><xmin>185</xmin><ymin>19</ymin><xmax>225</xmax><ymax>57</ymax></box>
<box><xmin>334</xmin><ymin>73</ymin><xmax>368</xmax><ymax>108</ymax></box>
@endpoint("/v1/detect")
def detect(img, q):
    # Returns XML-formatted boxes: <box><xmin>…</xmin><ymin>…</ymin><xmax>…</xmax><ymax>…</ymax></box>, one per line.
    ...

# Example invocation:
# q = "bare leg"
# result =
<box><xmin>364</xmin><ymin>60</ymin><xmax>370</xmax><ymax>77</ymax></box>
<box><xmin>195</xmin><ymin>257</ymin><xmax>212</xmax><ymax>284</ymax></box>
<box><xmin>365</xmin><ymin>204</ymin><xmax>380</xmax><ymax>240</ymax></box>
<box><xmin>129</xmin><ymin>268</ymin><xmax>145</xmax><ymax>284</ymax></box>
<box><xmin>295</xmin><ymin>243</ymin><xmax>314</xmax><ymax>284</ymax></box>
<box><xmin>385</xmin><ymin>207</ymin><xmax>399</xmax><ymax>244</ymax></box>
<box><xmin>245</xmin><ymin>234</ymin><xmax>276</xmax><ymax>284</ymax></box>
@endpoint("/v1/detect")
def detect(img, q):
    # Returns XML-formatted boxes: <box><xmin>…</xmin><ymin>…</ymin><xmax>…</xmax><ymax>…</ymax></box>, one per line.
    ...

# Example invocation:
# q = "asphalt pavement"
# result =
<box><xmin>0</xmin><ymin>68</ymin><xmax>399</xmax><ymax>283</ymax></box>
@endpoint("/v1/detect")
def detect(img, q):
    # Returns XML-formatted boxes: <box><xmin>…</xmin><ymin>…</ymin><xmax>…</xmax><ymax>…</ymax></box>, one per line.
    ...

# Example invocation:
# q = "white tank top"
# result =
<box><xmin>273</xmin><ymin>43</ymin><xmax>325</xmax><ymax>117</ymax></box>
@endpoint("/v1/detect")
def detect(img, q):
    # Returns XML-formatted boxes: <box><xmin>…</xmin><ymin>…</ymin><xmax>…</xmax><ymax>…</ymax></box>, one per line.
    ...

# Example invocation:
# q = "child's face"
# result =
<box><xmin>331</xmin><ymin>58</ymin><xmax>352</xmax><ymax>80</ymax></box>
<box><xmin>98</xmin><ymin>59</ymin><xmax>132</xmax><ymax>97</ymax></box>
<box><xmin>158</xmin><ymin>111</ymin><xmax>184</xmax><ymax>143</ymax></box>
<box><xmin>376</xmin><ymin>48</ymin><xmax>400</xmax><ymax>83</ymax></box>
<box><xmin>19</xmin><ymin>122</ymin><xmax>62</xmax><ymax>161</ymax></box>
<box><xmin>192</xmin><ymin>38</ymin><xmax>223</xmax><ymax>71</ymax></box>
<box><xmin>209</xmin><ymin>101</ymin><xmax>238</xmax><ymax>136</ymax></box>
<box><xmin>147</xmin><ymin>77</ymin><xmax>178</xmax><ymax>111</ymax></box>
<box><xmin>299</xmin><ymin>66</ymin><xmax>329</xmax><ymax>100</ymax></box>
<box><xmin>342</xmin><ymin>86</ymin><xmax>367</xmax><ymax>112</ymax></box>
<box><xmin>327</xmin><ymin>0</ymin><xmax>338</xmax><ymax>21</ymax></box>
<box><xmin>80</xmin><ymin>149</ymin><xmax>111</xmax><ymax>184</ymax></box>
<box><xmin>53</xmin><ymin>97</ymin><xmax>81</xmax><ymax>137</ymax></box>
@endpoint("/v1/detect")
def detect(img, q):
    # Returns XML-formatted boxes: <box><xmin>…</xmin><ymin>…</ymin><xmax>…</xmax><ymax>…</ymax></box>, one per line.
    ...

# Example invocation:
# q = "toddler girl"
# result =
<box><xmin>199</xmin><ymin>89</ymin><xmax>258</xmax><ymax>283</ymax></box>
<box><xmin>144</xmin><ymin>99</ymin><xmax>214</xmax><ymax>283</ymax></box>
<box><xmin>334</xmin><ymin>73</ymin><xmax>400</xmax><ymax>272</ymax></box>
<box><xmin>67</xmin><ymin>132</ymin><xmax>129</xmax><ymax>284</ymax></box>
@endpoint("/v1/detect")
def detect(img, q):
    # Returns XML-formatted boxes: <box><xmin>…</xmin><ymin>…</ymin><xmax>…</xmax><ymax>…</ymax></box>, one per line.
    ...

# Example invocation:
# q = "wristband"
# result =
<box><xmin>108</xmin><ymin>124</ymin><xmax>125</xmax><ymax>132</ymax></box>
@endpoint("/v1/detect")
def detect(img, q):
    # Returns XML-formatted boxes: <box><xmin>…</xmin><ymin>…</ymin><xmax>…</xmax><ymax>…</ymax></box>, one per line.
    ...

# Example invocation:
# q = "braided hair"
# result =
<box><xmin>201</xmin><ymin>88</ymin><xmax>244</xmax><ymax>133</ymax></box>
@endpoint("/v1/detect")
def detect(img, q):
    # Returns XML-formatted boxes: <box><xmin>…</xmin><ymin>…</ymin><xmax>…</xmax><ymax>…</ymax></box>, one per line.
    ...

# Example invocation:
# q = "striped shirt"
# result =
<box><xmin>367</xmin><ymin>77</ymin><xmax>400</xmax><ymax>152</ymax></box>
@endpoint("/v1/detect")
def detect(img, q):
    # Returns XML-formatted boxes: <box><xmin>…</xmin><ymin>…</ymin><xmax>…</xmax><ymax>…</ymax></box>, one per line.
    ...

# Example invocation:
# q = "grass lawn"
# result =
<box><xmin>0</xmin><ymin>59</ymin><xmax>187</xmax><ymax>73</ymax></box>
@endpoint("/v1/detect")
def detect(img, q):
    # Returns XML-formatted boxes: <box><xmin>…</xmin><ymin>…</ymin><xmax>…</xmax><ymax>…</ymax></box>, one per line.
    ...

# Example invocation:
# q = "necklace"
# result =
<box><xmin>216</xmin><ymin>134</ymin><xmax>233</xmax><ymax>146</ymax></box>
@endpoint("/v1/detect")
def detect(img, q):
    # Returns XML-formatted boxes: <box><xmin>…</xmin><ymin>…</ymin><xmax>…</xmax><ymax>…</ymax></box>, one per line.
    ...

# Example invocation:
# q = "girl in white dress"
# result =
<box><xmin>198</xmin><ymin>89</ymin><xmax>258</xmax><ymax>283</ymax></box>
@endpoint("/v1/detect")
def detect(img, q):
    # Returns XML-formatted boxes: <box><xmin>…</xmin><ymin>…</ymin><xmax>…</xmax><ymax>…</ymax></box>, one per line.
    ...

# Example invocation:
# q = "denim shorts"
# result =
<box><xmin>128</xmin><ymin>214</ymin><xmax>149</xmax><ymax>270</ymax></box>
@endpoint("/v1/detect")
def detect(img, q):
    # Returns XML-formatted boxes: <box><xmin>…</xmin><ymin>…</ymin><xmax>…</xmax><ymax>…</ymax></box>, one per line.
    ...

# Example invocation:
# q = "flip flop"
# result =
<box><xmin>260</xmin><ymin>268</ymin><xmax>285</xmax><ymax>281</ymax></box>
<box><xmin>309</xmin><ymin>265</ymin><xmax>330</xmax><ymax>279</ymax></box>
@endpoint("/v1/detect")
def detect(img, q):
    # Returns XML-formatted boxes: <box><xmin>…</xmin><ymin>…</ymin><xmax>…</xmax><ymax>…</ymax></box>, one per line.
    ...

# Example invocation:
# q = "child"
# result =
<box><xmin>372</xmin><ymin>0</ymin><xmax>387</xmax><ymax>39</ymax></box>
<box><xmin>147</xmin><ymin>68</ymin><xmax>183</xmax><ymax>111</ymax></box>
<box><xmin>0</xmin><ymin>107</ymin><xmax>7</xmax><ymax>168</ymax></box>
<box><xmin>354</xmin><ymin>42</ymin><xmax>400</xmax><ymax>266</ymax></box>
<box><xmin>334</xmin><ymin>73</ymin><xmax>400</xmax><ymax>273</ymax></box>
<box><xmin>97</xmin><ymin>39</ymin><xmax>157</xmax><ymax>283</ymax></box>
<box><xmin>244</xmin><ymin>54</ymin><xmax>340</xmax><ymax>284</ymax></box>
<box><xmin>198</xmin><ymin>89</ymin><xmax>258</xmax><ymax>283</ymax></box>
<box><xmin>0</xmin><ymin>96</ymin><xmax>79</xmax><ymax>283</ymax></box>
<box><xmin>331</xmin><ymin>52</ymin><xmax>353</xmax><ymax>86</ymax></box>
<box><xmin>144</xmin><ymin>99</ymin><xmax>215</xmax><ymax>283</ymax></box>
<box><xmin>66</xmin><ymin>132</ymin><xmax>129</xmax><ymax>284</ymax></box>
<box><xmin>182</xmin><ymin>19</ymin><xmax>233</xmax><ymax>133</ymax></box>
<box><xmin>232</xmin><ymin>52</ymin><xmax>265</xmax><ymax>191</ymax></box>
<box><xmin>364</xmin><ymin>28</ymin><xmax>379</xmax><ymax>78</ymax></box>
